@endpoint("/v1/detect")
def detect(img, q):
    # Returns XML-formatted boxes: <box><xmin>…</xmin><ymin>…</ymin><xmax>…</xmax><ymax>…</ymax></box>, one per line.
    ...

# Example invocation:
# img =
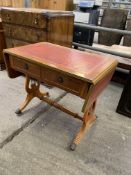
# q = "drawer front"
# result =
<box><xmin>4</xmin><ymin>24</ymin><xmax>47</xmax><ymax>43</ymax></box>
<box><xmin>41</xmin><ymin>67</ymin><xmax>88</xmax><ymax>97</ymax></box>
<box><xmin>1</xmin><ymin>10</ymin><xmax>47</xmax><ymax>29</ymax></box>
<box><xmin>11</xmin><ymin>57</ymin><xmax>41</xmax><ymax>79</ymax></box>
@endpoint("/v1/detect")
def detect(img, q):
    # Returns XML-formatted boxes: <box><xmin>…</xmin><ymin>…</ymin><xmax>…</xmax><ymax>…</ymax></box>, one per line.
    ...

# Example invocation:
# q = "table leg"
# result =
<box><xmin>15</xmin><ymin>76</ymin><xmax>49</xmax><ymax>115</ymax></box>
<box><xmin>15</xmin><ymin>76</ymin><xmax>97</xmax><ymax>150</ymax></box>
<box><xmin>70</xmin><ymin>101</ymin><xmax>97</xmax><ymax>151</ymax></box>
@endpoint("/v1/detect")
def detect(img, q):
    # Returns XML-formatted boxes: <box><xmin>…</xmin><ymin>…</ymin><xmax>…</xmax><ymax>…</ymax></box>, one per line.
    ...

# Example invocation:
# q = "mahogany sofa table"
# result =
<box><xmin>4</xmin><ymin>42</ymin><xmax>117</xmax><ymax>150</ymax></box>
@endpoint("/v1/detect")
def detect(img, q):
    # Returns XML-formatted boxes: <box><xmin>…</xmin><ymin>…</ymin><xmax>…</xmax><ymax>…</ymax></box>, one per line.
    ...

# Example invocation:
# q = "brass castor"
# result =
<box><xmin>70</xmin><ymin>143</ymin><xmax>77</xmax><ymax>151</ymax></box>
<box><xmin>39</xmin><ymin>92</ymin><xmax>50</xmax><ymax>100</ymax></box>
<box><xmin>46</xmin><ymin>92</ymin><xmax>50</xmax><ymax>97</ymax></box>
<box><xmin>15</xmin><ymin>109</ymin><xmax>22</xmax><ymax>115</ymax></box>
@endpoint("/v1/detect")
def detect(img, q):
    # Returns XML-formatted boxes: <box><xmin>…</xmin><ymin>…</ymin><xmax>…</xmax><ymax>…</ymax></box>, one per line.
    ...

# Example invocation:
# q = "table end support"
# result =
<box><xmin>15</xmin><ymin>76</ymin><xmax>49</xmax><ymax>115</ymax></box>
<box><xmin>70</xmin><ymin>102</ymin><xmax>97</xmax><ymax>151</ymax></box>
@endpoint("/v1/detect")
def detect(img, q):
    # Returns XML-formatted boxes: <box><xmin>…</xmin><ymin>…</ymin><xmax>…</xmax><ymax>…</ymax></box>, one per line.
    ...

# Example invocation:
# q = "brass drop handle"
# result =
<box><xmin>24</xmin><ymin>63</ymin><xmax>29</xmax><ymax>70</ymax></box>
<box><xmin>57</xmin><ymin>76</ymin><xmax>64</xmax><ymax>84</ymax></box>
<box><xmin>34</xmin><ymin>17</ymin><xmax>39</xmax><ymax>25</ymax></box>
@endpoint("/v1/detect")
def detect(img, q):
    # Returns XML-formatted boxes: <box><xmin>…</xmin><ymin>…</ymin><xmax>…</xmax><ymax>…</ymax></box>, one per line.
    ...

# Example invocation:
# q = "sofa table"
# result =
<box><xmin>4</xmin><ymin>42</ymin><xmax>117</xmax><ymax>150</ymax></box>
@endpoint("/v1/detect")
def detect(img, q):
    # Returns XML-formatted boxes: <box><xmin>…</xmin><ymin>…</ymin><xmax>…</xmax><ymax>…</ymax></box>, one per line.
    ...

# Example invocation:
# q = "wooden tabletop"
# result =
<box><xmin>4</xmin><ymin>42</ymin><xmax>118</xmax><ymax>84</ymax></box>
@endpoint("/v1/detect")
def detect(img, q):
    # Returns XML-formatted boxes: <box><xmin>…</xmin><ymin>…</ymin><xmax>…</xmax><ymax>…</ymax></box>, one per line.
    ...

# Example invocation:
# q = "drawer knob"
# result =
<box><xmin>57</xmin><ymin>76</ymin><xmax>64</xmax><ymax>84</ymax></box>
<box><xmin>24</xmin><ymin>63</ymin><xmax>29</xmax><ymax>70</ymax></box>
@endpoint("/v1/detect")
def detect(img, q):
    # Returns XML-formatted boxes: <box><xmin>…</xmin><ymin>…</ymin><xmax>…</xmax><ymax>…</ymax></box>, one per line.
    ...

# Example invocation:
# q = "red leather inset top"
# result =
<box><xmin>4</xmin><ymin>42</ymin><xmax>117</xmax><ymax>83</ymax></box>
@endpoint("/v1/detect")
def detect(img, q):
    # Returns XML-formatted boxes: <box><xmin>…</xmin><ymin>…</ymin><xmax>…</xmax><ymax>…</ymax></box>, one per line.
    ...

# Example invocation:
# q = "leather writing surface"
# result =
<box><xmin>4</xmin><ymin>42</ymin><xmax>117</xmax><ymax>83</ymax></box>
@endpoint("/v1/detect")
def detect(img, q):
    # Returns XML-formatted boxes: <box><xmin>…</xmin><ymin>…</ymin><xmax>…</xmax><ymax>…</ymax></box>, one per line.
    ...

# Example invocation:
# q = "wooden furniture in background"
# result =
<box><xmin>98</xmin><ymin>9</ymin><xmax>128</xmax><ymax>46</ymax></box>
<box><xmin>11</xmin><ymin>0</ymin><xmax>24</xmax><ymax>7</ymax></box>
<box><xmin>0</xmin><ymin>18</ymin><xmax>6</xmax><ymax>70</ymax></box>
<box><xmin>101</xmin><ymin>46</ymin><xmax>131</xmax><ymax>118</ymax></box>
<box><xmin>4</xmin><ymin>42</ymin><xmax>117</xmax><ymax>150</ymax></box>
<box><xmin>0</xmin><ymin>0</ymin><xmax>73</xmax><ymax>10</ymax></box>
<box><xmin>112</xmin><ymin>46</ymin><xmax>131</xmax><ymax>118</ymax></box>
<box><xmin>117</xmin><ymin>70</ymin><xmax>131</xmax><ymax>118</ymax></box>
<box><xmin>1</xmin><ymin>8</ymin><xmax>74</xmax><ymax>49</ymax></box>
<box><xmin>0</xmin><ymin>0</ymin><xmax>12</xmax><ymax>7</ymax></box>
<box><xmin>0</xmin><ymin>0</ymin><xmax>24</xmax><ymax>7</ymax></box>
<box><xmin>123</xmin><ymin>18</ymin><xmax>131</xmax><ymax>46</ymax></box>
<box><xmin>30</xmin><ymin>0</ymin><xmax>73</xmax><ymax>11</ymax></box>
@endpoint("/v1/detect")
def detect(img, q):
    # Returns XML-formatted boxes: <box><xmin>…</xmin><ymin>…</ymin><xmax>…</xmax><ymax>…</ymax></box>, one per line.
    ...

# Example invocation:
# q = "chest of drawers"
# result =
<box><xmin>1</xmin><ymin>7</ymin><xmax>74</xmax><ymax>49</ymax></box>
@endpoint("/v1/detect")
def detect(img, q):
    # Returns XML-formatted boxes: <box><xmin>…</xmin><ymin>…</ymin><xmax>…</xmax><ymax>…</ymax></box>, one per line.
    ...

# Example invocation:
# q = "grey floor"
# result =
<box><xmin>0</xmin><ymin>70</ymin><xmax>131</xmax><ymax>175</ymax></box>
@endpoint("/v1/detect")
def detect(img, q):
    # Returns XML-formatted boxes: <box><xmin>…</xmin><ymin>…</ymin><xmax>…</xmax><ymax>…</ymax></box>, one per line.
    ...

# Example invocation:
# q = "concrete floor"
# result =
<box><xmin>0</xmin><ymin>70</ymin><xmax>131</xmax><ymax>175</ymax></box>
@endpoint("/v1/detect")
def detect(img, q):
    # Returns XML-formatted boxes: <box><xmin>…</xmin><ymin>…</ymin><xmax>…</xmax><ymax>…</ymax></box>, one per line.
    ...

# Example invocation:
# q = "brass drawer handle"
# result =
<box><xmin>57</xmin><ymin>76</ymin><xmax>64</xmax><ymax>84</ymax></box>
<box><xmin>34</xmin><ymin>17</ymin><xmax>39</xmax><ymax>25</ymax></box>
<box><xmin>24</xmin><ymin>63</ymin><xmax>29</xmax><ymax>70</ymax></box>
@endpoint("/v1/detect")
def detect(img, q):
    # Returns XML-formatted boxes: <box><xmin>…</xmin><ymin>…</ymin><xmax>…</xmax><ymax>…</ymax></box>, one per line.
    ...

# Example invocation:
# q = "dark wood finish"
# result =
<box><xmin>114</xmin><ymin>48</ymin><xmax>131</xmax><ymax>117</ymax></box>
<box><xmin>4</xmin><ymin>42</ymin><xmax>117</xmax><ymax>150</ymax></box>
<box><xmin>0</xmin><ymin>18</ymin><xmax>6</xmax><ymax>70</ymax></box>
<box><xmin>117</xmin><ymin>57</ymin><xmax>131</xmax><ymax>70</ymax></box>
<box><xmin>98</xmin><ymin>9</ymin><xmax>128</xmax><ymax>46</ymax></box>
<box><xmin>1</xmin><ymin>8</ymin><xmax>74</xmax><ymax>49</ymax></box>
<box><xmin>117</xmin><ymin>71</ymin><xmax>131</xmax><ymax>118</ymax></box>
<box><xmin>123</xmin><ymin>18</ymin><xmax>131</xmax><ymax>46</ymax></box>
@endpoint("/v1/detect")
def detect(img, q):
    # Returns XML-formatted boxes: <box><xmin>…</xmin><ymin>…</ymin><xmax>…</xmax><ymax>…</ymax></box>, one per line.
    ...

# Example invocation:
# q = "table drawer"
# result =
<box><xmin>41</xmin><ymin>67</ymin><xmax>88</xmax><ymax>97</ymax></box>
<box><xmin>11</xmin><ymin>57</ymin><xmax>41</xmax><ymax>79</ymax></box>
